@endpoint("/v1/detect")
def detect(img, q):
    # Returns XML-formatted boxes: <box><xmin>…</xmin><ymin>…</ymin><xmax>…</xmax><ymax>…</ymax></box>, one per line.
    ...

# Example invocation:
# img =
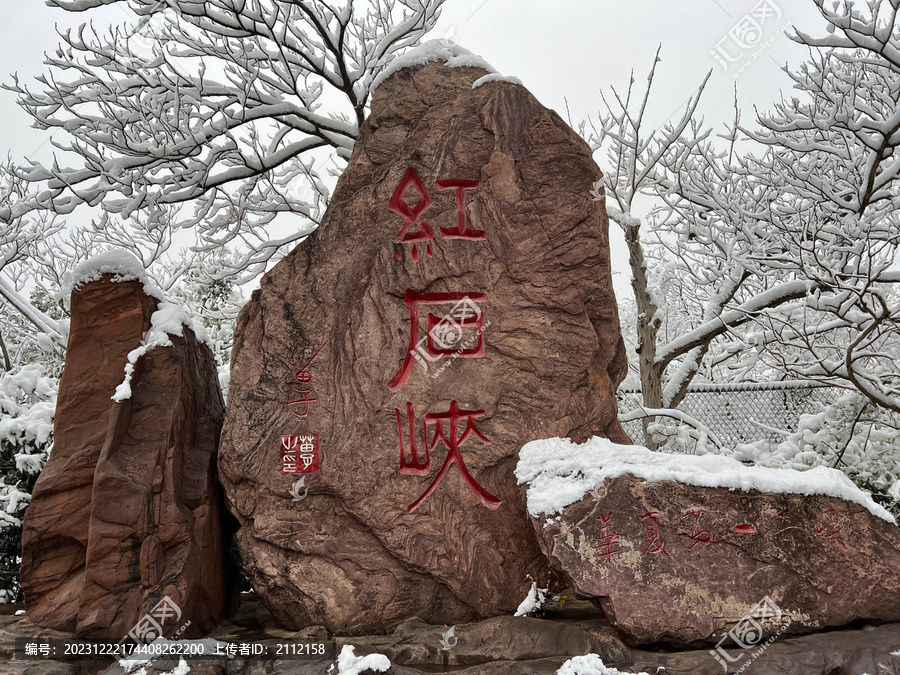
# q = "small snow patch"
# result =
<box><xmin>14</xmin><ymin>609</ymin><xmax>25</xmax><ymax>616</ymax></box>
<box><xmin>514</xmin><ymin>579</ymin><xmax>548</xmax><ymax>617</ymax></box>
<box><xmin>472</xmin><ymin>73</ymin><xmax>523</xmax><ymax>88</ymax></box>
<box><xmin>556</xmin><ymin>654</ymin><xmax>650</xmax><ymax>675</ymax></box>
<box><xmin>112</xmin><ymin>303</ymin><xmax>213</xmax><ymax>402</ymax></box>
<box><xmin>516</xmin><ymin>437</ymin><xmax>895</xmax><ymax>523</ymax></box>
<box><xmin>372</xmin><ymin>39</ymin><xmax>496</xmax><ymax>90</ymax></box>
<box><xmin>330</xmin><ymin>645</ymin><xmax>391</xmax><ymax>675</ymax></box>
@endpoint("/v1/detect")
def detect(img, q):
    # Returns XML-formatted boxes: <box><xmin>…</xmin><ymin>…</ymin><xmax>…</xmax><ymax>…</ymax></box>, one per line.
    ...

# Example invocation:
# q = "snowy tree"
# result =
<box><xmin>2</xmin><ymin>0</ymin><xmax>446</xmax><ymax>283</ymax></box>
<box><xmin>0</xmin><ymin>172</ymin><xmax>62</xmax><ymax>600</ymax></box>
<box><xmin>590</xmin><ymin>1</ymin><xmax>900</xmax><ymax>446</ymax></box>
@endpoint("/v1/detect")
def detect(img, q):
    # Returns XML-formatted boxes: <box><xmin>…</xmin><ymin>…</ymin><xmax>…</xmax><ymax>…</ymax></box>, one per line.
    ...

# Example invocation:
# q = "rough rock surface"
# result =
<box><xmin>21</xmin><ymin>276</ymin><xmax>236</xmax><ymax>640</ymax></box>
<box><xmin>219</xmin><ymin>58</ymin><xmax>630</xmax><ymax>634</ymax></box>
<box><xmin>530</xmin><ymin>473</ymin><xmax>900</xmax><ymax>646</ymax></box>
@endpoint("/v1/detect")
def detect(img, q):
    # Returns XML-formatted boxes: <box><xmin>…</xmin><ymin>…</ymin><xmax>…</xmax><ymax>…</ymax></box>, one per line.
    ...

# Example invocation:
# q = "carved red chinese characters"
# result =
<box><xmin>387</xmin><ymin>291</ymin><xmax>485</xmax><ymax>392</ymax></box>
<box><xmin>396</xmin><ymin>400</ymin><xmax>500</xmax><ymax>513</ymax></box>
<box><xmin>282</xmin><ymin>434</ymin><xmax>320</xmax><ymax>474</ymax></box>
<box><xmin>219</xmin><ymin>59</ymin><xmax>631</xmax><ymax>634</ymax></box>
<box><xmin>389</xmin><ymin>167</ymin><xmax>484</xmax><ymax>262</ymax></box>
<box><xmin>593</xmin><ymin>512</ymin><xmax>621</xmax><ymax>561</ymax></box>
<box><xmin>287</xmin><ymin>342</ymin><xmax>326</xmax><ymax>417</ymax></box>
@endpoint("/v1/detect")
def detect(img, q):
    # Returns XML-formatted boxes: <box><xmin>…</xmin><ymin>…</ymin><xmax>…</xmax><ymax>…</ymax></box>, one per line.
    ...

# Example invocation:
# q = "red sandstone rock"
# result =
<box><xmin>21</xmin><ymin>274</ymin><xmax>237</xmax><ymax>639</ymax></box>
<box><xmin>218</xmin><ymin>56</ymin><xmax>630</xmax><ymax>634</ymax></box>
<box><xmin>529</xmin><ymin>472</ymin><xmax>900</xmax><ymax>647</ymax></box>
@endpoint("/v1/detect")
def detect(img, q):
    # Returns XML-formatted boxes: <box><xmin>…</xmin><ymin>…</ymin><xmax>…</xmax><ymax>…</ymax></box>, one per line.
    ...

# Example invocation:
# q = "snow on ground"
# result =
<box><xmin>516</xmin><ymin>436</ymin><xmax>895</xmax><ymax>523</ymax></box>
<box><xmin>513</xmin><ymin>579</ymin><xmax>548</xmax><ymax>617</ymax></box>
<box><xmin>555</xmin><ymin>654</ymin><xmax>650</xmax><ymax>675</ymax></box>
<box><xmin>60</xmin><ymin>249</ymin><xmax>166</xmax><ymax>301</ymax></box>
<box><xmin>329</xmin><ymin>645</ymin><xmax>391</xmax><ymax>675</ymax></box>
<box><xmin>373</xmin><ymin>39</ymin><xmax>510</xmax><ymax>90</ymax></box>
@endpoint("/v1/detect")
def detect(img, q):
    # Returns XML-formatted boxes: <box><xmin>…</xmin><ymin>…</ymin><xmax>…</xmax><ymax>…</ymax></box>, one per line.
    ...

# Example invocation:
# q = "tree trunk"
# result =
<box><xmin>624</xmin><ymin>223</ymin><xmax>663</xmax><ymax>449</ymax></box>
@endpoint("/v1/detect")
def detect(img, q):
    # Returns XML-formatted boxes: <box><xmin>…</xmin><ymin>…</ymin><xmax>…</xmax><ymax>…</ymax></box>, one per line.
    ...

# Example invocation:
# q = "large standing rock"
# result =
<box><xmin>517</xmin><ymin>437</ymin><xmax>900</xmax><ymax>647</ymax></box>
<box><xmin>219</xmin><ymin>43</ymin><xmax>630</xmax><ymax>634</ymax></box>
<box><xmin>22</xmin><ymin>259</ymin><xmax>237</xmax><ymax>639</ymax></box>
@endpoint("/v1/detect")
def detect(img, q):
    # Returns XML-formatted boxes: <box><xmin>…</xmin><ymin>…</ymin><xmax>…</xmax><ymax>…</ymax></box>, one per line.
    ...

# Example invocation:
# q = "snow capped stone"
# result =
<box><xmin>516</xmin><ymin>436</ymin><xmax>895</xmax><ymax>523</ymax></box>
<box><xmin>112</xmin><ymin>302</ymin><xmax>213</xmax><ymax>402</ymax></box>
<box><xmin>513</xmin><ymin>580</ymin><xmax>547</xmax><ymax>617</ymax></box>
<box><xmin>61</xmin><ymin>249</ymin><xmax>166</xmax><ymax>302</ymax></box>
<box><xmin>472</xmin><ymin>73</ymin><xmax>523</xmax><ymax>88</ymax></box>
<box><xmin>372</xmin><ymin>39</ymin><xmax>496</xmax><ymax>90</ymax></box>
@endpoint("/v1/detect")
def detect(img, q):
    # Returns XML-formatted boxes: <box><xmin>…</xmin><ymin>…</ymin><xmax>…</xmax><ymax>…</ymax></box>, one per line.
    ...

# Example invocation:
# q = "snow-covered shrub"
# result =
<box><xmin>0</xmin><ymin>364</ymin><xmax>56</xmax><ymax>602</ymax></box>
<box><xmin>733</xmin><ymin>392</ymin><xmax>900</xmax><ymax>520</ymax></box>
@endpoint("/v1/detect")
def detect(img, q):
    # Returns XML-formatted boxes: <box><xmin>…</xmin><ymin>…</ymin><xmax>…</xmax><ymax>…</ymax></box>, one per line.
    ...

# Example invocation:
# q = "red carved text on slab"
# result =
<box><xmin>286</xmin><ymin>342</ymin><xmax>327</xmax><ymax>418</ymax></box>
<box><xmin>396</xmin><ymin>401</ymin><xmax>429</xmax><ymax>476</ymax></box>
<box><xmin>683</xmin><ymin>508</ymin><xmax>712</xmax><ymax>554</ymax></box>
<box><xmin>387</xmin><ymin>290</ymin><xmax>485</xmax><ymax>392</ymax></box>
<box><xmin>639</xmin><ymin>511</ymin><xmax>670</xmax><ymax>557</ymax></box>
<box><xmin>390</xmin><ymin>168</ymin><xmax>483</xmax><ymax>262</ymax></box>
<box><xmin>396</xmin><ymin>400</ymin><xmax>501</xmax><ymax>513</ymax></box>
<box><xmin>389</xmin><ymin>167</ymin><xmax>434</xmax><ymax>245</ymax></box>
<box><xmin>435</xmin><ymin>179</ymin><xmax>484</xmax><ymax>240</ymax></box>
<box><xmin>593</xmin><ymin>512</ymin><xmax>621</xmax><ymax>562</ymax></box>
<box><xmin>815</xmin><ymin>507</ymin><xmax>848</xmax><ymax>550</ymax></box>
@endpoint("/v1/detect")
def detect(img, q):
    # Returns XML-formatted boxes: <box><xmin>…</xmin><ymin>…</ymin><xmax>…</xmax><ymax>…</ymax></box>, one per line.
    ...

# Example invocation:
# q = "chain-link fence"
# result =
<box><xmin>618</xmin><ymin>381</ymin><xmax>844</xmax><ymax>448</ymax></box>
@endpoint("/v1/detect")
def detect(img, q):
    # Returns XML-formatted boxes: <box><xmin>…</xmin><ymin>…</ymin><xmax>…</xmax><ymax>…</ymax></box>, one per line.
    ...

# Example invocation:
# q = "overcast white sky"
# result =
<box><xmin>0</xmin><ymin>0</ymin><xmax>829</xmax><ymax>298</ymax></box>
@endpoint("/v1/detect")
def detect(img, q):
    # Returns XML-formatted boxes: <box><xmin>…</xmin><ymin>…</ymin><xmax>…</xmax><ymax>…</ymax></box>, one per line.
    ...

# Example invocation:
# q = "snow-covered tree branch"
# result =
<box><xmin>2</xmin><ymin>0</ymin><xmax>445</xmax><ymax>281</ymax></box>
<box><xmin>590</xmin><ymin>2</ymin><xmax>900</xmax><ymax>445</ymax></box>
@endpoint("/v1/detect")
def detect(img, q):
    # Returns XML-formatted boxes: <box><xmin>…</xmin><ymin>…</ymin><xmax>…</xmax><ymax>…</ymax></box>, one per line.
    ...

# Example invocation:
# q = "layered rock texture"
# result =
<box><xmin>21</xmin><ymin>272</ymin><xmax>236</xmax><ymax>639</ymax></box>
<box><xmin>519</xmin><ymin>440</ymin><xmax>900</xmax><ymax>646</ymax></box>
<box><xmin>219</xmin><ymin>52</ymin><xmax>629</xmax><ymax>633</ymax></box>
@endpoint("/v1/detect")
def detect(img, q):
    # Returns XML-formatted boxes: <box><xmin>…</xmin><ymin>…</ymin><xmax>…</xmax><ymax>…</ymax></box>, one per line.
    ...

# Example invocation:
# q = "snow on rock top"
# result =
<box><xmin>372</xmin><ymin>39</ymin><xmax>500</xmax><ymax>90</ymax></box>
<box><xmin>59</xmin><ymin>250</ymin><xmax>215</xmax><ymax>402</ymax></box>
<box><xmin>472</xmin><ymin>72</ymin><xmax>523</xmax><ymax>88</ymax></box>
<box><xmin>60</xmin><ymin>249</ymin><xmax>166</xmax><ymax>302</ymax></box>
<box><xmin>112</xmin><ymin>302</ymin><xmax>212</xmax><ymax>402</ymax></box>
<box><xmin>60</xmin><ymin>251</ymin><xmax>215</xmax><ymax>403</ymax></box>
<box><xmin>515</xmin><ymin>436</ymin><xmax>896</xmax><ymax>524</ymax></box>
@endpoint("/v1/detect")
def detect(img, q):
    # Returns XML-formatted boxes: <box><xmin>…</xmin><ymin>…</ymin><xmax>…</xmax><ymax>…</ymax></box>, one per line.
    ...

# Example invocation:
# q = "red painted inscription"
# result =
<box><xmin>639</xmin><ymin>511</ymin><xmax>670</xmax><ymax>557</ymax></box>
<box><xmin>593</xmin><ymin>512</ymin><xmax>621</xmax><ymax>562</ymax></box>
<box><xmin>286</xmin><ymin>342</ymin><xmax>327</xmax><ymax>418</ymax></box>
<box><xmin>396</xmin><ymin>400</ymin><xmax>501</xmax><ymax>513</ymax></box>
<box><xmin>387</xmin><ymin>290</ymin><xmax>485</xmax><ymax>392</ymax></box>
<box><xmin>281</xmin><ymin>434</ymin><xmax>320</xmax><ymax>474</ymax></box>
